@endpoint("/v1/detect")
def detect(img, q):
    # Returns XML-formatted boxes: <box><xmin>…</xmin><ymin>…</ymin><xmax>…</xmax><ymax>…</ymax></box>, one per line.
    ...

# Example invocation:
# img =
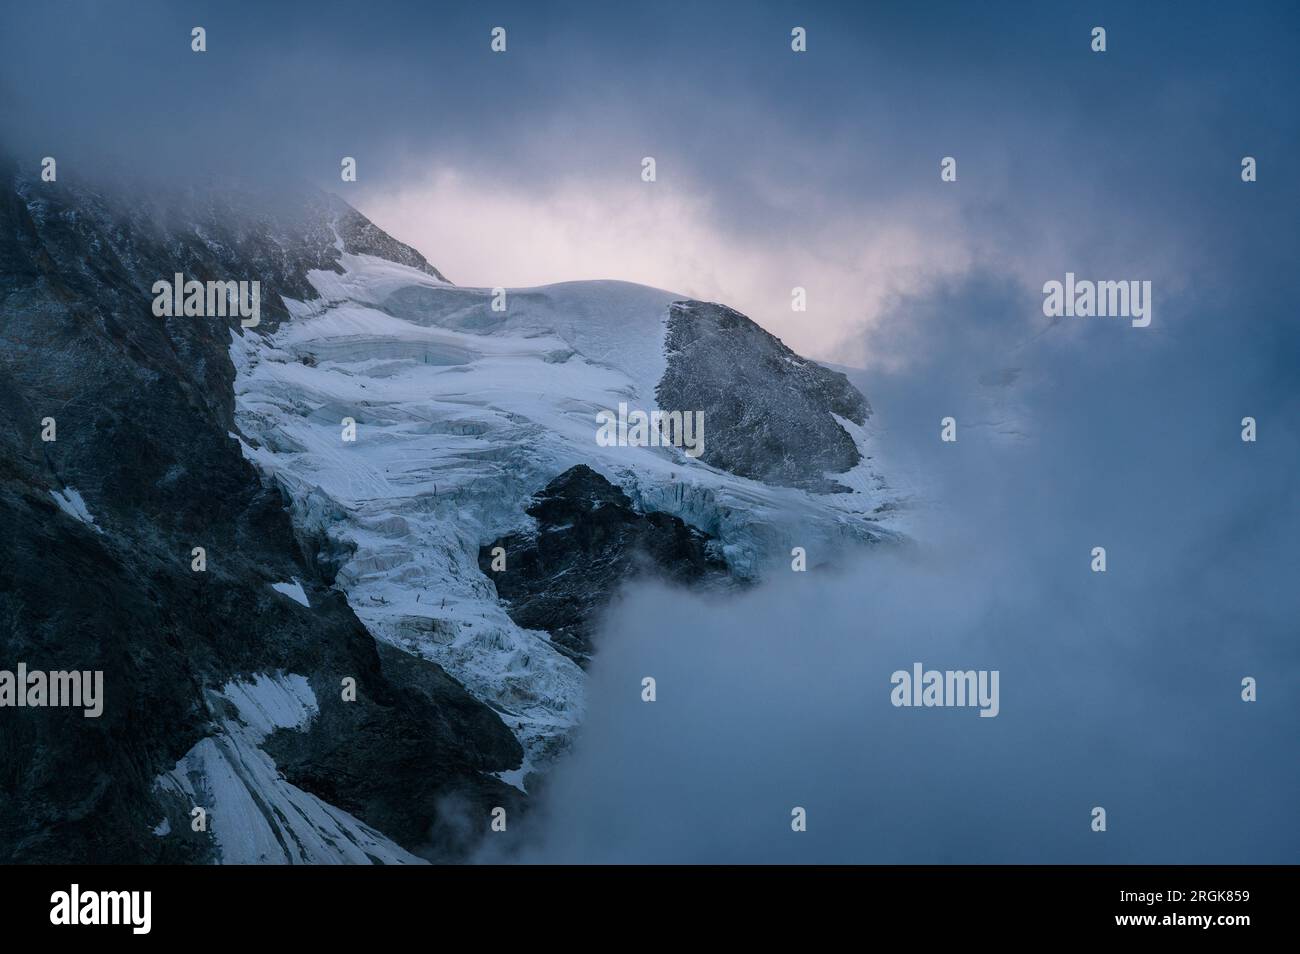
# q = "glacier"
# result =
<box><xmin>229</xmin><ymin>251</ymin><xmax>905</xmax><ymax>762</ymax></box>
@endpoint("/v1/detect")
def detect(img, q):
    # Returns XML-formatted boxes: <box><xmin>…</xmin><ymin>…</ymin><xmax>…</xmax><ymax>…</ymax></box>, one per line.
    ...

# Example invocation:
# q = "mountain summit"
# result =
<box><xmin>0</xmin><ymin>169</ymin><xmax>899</xmax><ymax>862</ymax></box>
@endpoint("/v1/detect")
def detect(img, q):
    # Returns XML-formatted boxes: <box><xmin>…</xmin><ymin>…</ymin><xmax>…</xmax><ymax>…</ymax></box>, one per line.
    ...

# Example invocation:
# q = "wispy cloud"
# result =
<box><xmin>358</xmin><ymin>166</ymin><xmax>976</xmax><ymax>368</ymax></box>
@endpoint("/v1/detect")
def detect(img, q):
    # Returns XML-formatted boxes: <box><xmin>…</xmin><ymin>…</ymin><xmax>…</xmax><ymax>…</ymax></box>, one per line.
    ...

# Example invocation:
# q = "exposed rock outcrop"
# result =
<box><xmin>657</xmin><ymin>300</ymin><xmax>870</xmax><ymax>493</ymax></box>
<box><xmin>480</xmin><ymin>465</ymin><xmax>730</xmax><ymax>663</ymax></box>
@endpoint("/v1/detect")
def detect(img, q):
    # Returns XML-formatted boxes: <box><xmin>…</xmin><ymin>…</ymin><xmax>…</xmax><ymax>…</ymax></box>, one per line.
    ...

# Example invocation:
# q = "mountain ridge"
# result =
<box><xmin>0</xmin><ymin>167</ymin><xmax>900</xmax><ymax>861</ymax></box>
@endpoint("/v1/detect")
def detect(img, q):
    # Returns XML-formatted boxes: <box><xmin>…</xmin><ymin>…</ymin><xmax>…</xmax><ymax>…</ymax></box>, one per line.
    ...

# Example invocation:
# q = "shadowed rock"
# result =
<box><xmin>656</xmin><ymin>300</ymin><xmax>870</xmax><ymax>493</ymax></box>
<box><xmin>480</xmin><ymin>465</ymin><xmax>729</xmax><ymax>663</ymax></box>
<box><xmin>0</xmin><ymin>164</ymin><xmax>510</xmax><ymax>863</ymax></box>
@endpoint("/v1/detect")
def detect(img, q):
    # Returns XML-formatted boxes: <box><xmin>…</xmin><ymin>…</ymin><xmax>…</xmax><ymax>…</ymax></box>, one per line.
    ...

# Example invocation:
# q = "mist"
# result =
<box><xmin>485</xmin><ymin>257</ymin><xmax>1299</xmax><ymax>864</ymax></box>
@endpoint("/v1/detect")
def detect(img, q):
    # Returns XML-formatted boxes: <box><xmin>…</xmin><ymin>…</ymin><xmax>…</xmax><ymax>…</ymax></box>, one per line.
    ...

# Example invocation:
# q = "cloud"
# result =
<box><xmin>478</xmin><ymin>265</ymin><xmax>1300</xmax><ymax>863</ymax></box>
<box><xmin>357</xmin><ymin>166</ymin><xmax>975</xmax><ymax>367</ymax></box>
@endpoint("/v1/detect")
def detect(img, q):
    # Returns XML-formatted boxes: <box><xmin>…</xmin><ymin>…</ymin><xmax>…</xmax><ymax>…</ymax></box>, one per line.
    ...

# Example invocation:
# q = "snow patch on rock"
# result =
<box><xmin>219</xmin><ymin>671</ymin><xmax>318</xmax><ymax>736</ymax></box>
<box><xmin>270</xmin><ymin>579</ymin><xmax>311</xmax><ymax>608</ymax></box>
<box><xmin>49</xmin><ymin>488</ymin><xmax>101</xmax><ymax>533</ymax></box>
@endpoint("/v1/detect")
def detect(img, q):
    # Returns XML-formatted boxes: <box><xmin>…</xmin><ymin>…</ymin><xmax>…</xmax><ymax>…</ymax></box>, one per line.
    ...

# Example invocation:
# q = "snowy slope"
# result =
<box><xmin>231</xmin><ymin>251</ymin><xmax>903</xmax><ymax>760</ymax></box>
<box><xmin>155</xmin><ymin>673</ymin><xmax>423</xmax><ymax>865</ymax></box>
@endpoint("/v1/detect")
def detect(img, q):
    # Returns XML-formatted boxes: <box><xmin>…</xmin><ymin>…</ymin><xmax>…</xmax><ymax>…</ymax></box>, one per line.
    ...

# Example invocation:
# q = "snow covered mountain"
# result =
<box><xmin>0</xmin><ymin>164</ymin><xmax>902</xmax><ymax>862</ymax></box>
<box><xmin>230</xmin><ymin>248</ymin><xmax>903</xmax><ymax>766</ymax></box>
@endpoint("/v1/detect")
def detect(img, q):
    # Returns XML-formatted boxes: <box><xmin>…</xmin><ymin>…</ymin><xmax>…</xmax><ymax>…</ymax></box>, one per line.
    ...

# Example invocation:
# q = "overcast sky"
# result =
<box><xmin>5</xmin><ymin>1</ymin><xmax>1297</xmax><ymax>862</ymax></box>
<box><xmin>5</xmin><ymin>0</ymin><xmax>1297</xmax><ymax>366</ymax></box>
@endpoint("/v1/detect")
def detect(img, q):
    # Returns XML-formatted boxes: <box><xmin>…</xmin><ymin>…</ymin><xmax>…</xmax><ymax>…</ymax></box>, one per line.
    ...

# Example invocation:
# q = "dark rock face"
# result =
<box><xmin>479</xmin><ymin>465</ymin><xmax>729</xmax><ymax>663</ymax></box>
<box><xmin>656</xmin><ymin>300</ymin><xmax>870</xmax><ymax>493</ymax></box>
<box><xmin>12</xmin><ymin>173</ymin><xmax>445</xmax><ymax>336</ymax></box>
<box><xmin>0</xmin><ymin>164</ymin><xmax>512</xmax><ymax>863</ymax></box>
<box><xmin>263</xmin><ymin>641</ymin><xmax>524</xmax><ymax>863</ymax></box>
